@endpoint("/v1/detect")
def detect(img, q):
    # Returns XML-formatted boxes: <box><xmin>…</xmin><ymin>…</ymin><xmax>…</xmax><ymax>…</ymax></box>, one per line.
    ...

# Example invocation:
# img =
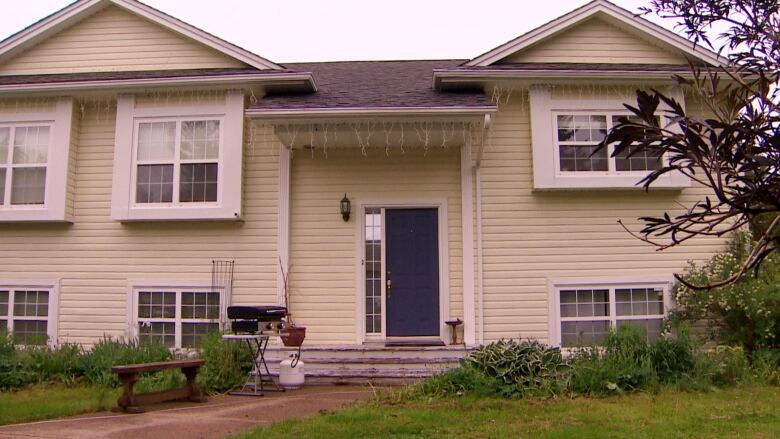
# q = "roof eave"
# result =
<box><xmin>432</xmin><ymin>69</ymin><xmax>696</xmax><ymax>90</ymax></box>
<box><xmin>0</xmin><ymin>72</ymin><xmax>316</xmax><ymax>96</ymax></box>
<box><xmin>246</xmin><ymin>106</ymin><xmax>497</xmax><ymax>120</ymax></box>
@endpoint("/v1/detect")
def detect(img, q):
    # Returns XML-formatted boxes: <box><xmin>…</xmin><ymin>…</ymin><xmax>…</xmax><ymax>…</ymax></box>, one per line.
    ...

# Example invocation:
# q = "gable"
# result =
<box><xmin>498</xmin><ymin>17</ymin><xmax>688</xmax><ymax>65</ymax></box>
<box><xmin>0</xmin><ymin>5</ymin><xmax>248</xmax><ymax>75</ymax></box>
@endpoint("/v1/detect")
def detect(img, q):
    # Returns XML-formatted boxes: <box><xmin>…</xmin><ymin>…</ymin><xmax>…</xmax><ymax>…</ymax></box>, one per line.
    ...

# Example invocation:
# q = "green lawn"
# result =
<box><xmin>0</xmin><ymin>384</ymin><xmax>120</xmax><ymax>426</ymax></box>
<box><xmin>238</xmin><ymin>386</ymin><xmax>780</xmax><ymax>439</ymax></box>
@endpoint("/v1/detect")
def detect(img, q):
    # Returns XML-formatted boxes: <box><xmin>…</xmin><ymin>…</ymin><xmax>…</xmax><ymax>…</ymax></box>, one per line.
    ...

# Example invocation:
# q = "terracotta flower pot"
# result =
<box><xmin>281</xmin><ymin>326</ymin><xmax>306</xmax><ymax>347</ymax></box>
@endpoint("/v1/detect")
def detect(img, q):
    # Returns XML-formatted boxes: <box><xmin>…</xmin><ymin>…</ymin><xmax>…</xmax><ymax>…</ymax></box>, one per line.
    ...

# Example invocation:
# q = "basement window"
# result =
<box><xmin>133</xmin><ymin>288</ymin><xmax>222</xmax><ymax>349</ymax></box>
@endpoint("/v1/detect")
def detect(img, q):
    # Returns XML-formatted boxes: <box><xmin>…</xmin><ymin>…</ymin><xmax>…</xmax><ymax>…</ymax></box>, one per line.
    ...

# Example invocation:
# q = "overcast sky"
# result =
<box><xmin>0</xmin><ymin>0</ymin><xmax>680</xmax><ymax>63</ymax></box>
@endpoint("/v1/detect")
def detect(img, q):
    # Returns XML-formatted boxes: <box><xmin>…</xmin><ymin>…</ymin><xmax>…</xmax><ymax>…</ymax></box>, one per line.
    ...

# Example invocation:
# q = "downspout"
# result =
<box><xmin>476</xmin><ymin>113</ymin><xmax>491</xmax><ymax>345</ymax></box>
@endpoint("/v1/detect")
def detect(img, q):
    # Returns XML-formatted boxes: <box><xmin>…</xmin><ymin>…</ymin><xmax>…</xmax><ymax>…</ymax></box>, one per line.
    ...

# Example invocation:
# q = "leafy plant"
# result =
<box><xmin>465</xmin><ymin>339</ymin><xmax>571</xmax><ymax>398</ymax></box>
<box><xmin>196</xmin><ymin>331</ymin><xmax>252</xmax><ymax>394</ymax></box>
<box><xmin>74</xmin><ymin>337</ymin><xmax>171</xmax><ymax>387</ymax></box>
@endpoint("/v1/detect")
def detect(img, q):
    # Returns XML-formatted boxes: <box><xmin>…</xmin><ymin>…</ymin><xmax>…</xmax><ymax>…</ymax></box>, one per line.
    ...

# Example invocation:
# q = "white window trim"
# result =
<box><xmin>0</xmin><ymin>98</ymin><xmax>73</xmax><ymax>222</ymax></box>
<box><xmin>112</xmin><ymin>92</ymin><xmax>244</xmax><ymax>221</ymax></box>
<box><xmin>529</xmin><ymin>85</ymin><xmax>691</xmax><ymax>190</ymax></box>
<box><xmin>126</xmin><ymin>280</ymin><xmax>228</xmax><ymax>349</ymax></box>
<box><xmin>0</xmin><ymin>279</ymin><xmax>60</xmax><ymax>346</ymax></box>
<box><xmin>547</xmin><ymin>275</ymin><xmax>674</xmax><ymax>347</ymax></box>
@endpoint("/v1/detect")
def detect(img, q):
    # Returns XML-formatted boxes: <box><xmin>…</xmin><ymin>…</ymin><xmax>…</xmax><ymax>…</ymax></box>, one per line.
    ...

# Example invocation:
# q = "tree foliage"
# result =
<box><xmin>601</xmin><ymin>0</ymin><xmax>780</xmax><ymax>288</ymax></box>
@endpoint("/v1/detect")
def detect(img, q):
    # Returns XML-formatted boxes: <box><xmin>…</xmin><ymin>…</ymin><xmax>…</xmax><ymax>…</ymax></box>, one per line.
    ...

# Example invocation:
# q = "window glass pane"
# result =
<box><xmin>136</xmin><ymin>164</ymin><xmax>173</xmax><ymax>203</ymax></box>
<box><xmin>0</xmin><ymin>290</ymin><xmax>8</xmax><ymax>316</ymax></box>
<box><xmin>0</xmin><ymin>127</ymin><xmax>9</xmax><ymax>163</ymax></box>
<box><xmin>611</xmin><ymin>116</ymin><xmax>663</xmax><ymax>172</ymax></box>
<box><xmin>139</xmin><ymin>322</ymin><xmax>175</xmax><ymax>347</ymax></box>
<box><xmin>561</xmin><ymin>320</ymin><xmax>610</xmax><ymax>347</ymax></box>
<box><xmin>365</xmin><ymin>208</ymin><xmax>382</xmax><ymax>334</ymax></box>
<box><xmin>137</xmin><ymin>122</ymin><xmax>175</xmax><ymax>161</ymax></box>
<box><xmin>615</xmin><ymin>288</ymin><xmax>664</xmax><ymax>316</ymax></box>
<box><xmin>12</xmin><ymin>290</ymin><xmax>48</xmax><ymax>317</ymax></box>
<box><xmin>139</xmin><ymin>291</ymin><xmax>175</xmax><ymax>319</ymax></box>
<box><xmin>557</xmin><ymin>115</ymin><xmax>574</xmax><ymax>141</ymax></box>
<box><xmin>181</xmin><ymin>120</ymin><xmax>219</xmax><ymax>160</ymax></box>
<box><xmin>181</xmin><ymin>291</ymin><xmax>220</xmax><ymax>320</ymax></box>
<box><xmin>181</xmin><ymin>322</ymin><xmax>219</xmax><ymax>348</ymax></box>
<box><xmin>560</xmin><ymin>289</ymin><xmax>609</xmax><ymax>317</ymax></box>
<box><xmin>12</xmin><ymin>126</ymin><xmax>49</xmax><ymax>164</ymax></box>
<box><xmin>559</xmin><ymin>145</ymin><xmax>608</xmax><ymax>172</ymax></box>
<box><xmin>617</xmin><ymin>319</ymin><xmax>663</xmax><ymax>343</ymax></box>
<box><xmin>179</xmin><ymin>163</ymin><xmax>218</xmax><ymax>203</ymax></box>
<box><xmin>12</xmin><ymin>320</ymin><xmax>48</xmax><ymax>345</ymax></box>
<box><xmin>11</xmin><ymin>167</ymin><xmax>46</xmax><ymax>205</ymax></box>
<box><xmin>0</xmin><ymin>168</ymin><xmax>4</xmax><ymax>205</ymax></box>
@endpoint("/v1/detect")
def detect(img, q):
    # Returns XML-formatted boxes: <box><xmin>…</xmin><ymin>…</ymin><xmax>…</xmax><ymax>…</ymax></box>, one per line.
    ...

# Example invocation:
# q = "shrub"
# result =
<box><xmin>75</xmin><ymin>337</ymin><xmax>171</xmax><ymax>387</ymax></box>
<box><xmin>464</xmin><ymin>339</ymin><xmax>571</xmax><ymax>398</ymax></box>
<box><xmin>26</xmin><ymin>344</ymin><xmax>83</xmax><ymax>385</ymax></box>
<box><xmin>673</xmin><ymin>232</ymin><xmax>780</xmax><ymax>354</ymax></box>
<box><xmin>413</xmin><ymin>363</ymin><xmax>503</xmax><ymax>399</ymax></box>
<box><xmin>196</xmin><ymin>331</ymin><xmax>252</xmax><ymax>394</ymax></box>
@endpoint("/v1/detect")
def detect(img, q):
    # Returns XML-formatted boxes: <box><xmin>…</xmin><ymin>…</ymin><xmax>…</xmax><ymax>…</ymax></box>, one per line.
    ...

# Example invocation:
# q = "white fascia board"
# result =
<box><xmin>0</xmin><ymin>73</ymin><xmax>316</xmax><ymax>96</ymax></box>
<box><xmin>464</xmin><ymin>0</ymin><xmax>723</xmax><ymax>67</ymax></box>
<box><xmin>433</xmin><ymin>69</ymin><xmax>695</xmax><ymax>89</ymax></box>
<box><xmin>245</xmin><ymin>106</ymin><xmax>497</xmax><ymax>119</ymax></box>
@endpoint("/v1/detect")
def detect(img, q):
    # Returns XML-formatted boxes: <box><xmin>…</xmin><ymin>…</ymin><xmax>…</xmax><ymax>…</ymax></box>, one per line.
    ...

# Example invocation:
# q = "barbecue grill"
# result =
<box><xmin>227</xmin><ymin>305</ymin><xmax>287</xmax><ymax>334</ymax></box>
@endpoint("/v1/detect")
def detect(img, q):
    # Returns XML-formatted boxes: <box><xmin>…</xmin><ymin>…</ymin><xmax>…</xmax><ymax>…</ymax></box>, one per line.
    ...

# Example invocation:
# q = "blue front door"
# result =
<box><xmin>385</xmin><ymin>208</ymin><xmax>440</xmax><ymax>337</ymax></box>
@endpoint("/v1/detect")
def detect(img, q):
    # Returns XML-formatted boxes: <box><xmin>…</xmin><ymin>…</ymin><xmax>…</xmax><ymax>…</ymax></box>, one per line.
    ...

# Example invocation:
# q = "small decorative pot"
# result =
<box><xmin>281</xmin><ymin>326</ymin><xmax>306</xmax><ymax>347</ymax></box>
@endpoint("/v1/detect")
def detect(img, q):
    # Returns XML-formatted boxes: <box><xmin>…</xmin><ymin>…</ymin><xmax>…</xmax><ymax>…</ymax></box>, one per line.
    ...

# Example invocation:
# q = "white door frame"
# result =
<box><xmin>354</xmin><ymin>197</ymin><xmax>450</xmax><ymax>345</ymax></box>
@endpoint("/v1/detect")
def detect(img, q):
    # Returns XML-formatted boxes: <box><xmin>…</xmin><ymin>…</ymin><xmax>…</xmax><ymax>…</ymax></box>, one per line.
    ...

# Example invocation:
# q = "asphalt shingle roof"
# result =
<box><xmin>252</xmin><ymin>60</ymin><xmax>494</xmax><ymax>111</ymax></box>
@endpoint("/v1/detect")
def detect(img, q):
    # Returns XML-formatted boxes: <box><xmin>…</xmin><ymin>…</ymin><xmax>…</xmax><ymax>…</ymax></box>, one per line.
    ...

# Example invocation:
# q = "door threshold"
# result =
<box><xmin>384</xmin><ymin>339</ymin><xmax>445</xmax><ymax>347</ymax></box>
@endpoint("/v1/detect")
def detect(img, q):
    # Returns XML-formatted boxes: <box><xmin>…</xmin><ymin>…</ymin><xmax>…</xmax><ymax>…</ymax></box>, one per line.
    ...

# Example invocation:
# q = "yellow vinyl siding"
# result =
<box><xmin>499</xmin><ymin>18</ymin><xmax>688</xmax><ymax>65</ymax></box>
<box><xmin>288</xmin><ymin>148</ymin><xmax>463</xmax><ymax>345</ymax></box>
<box><xmin>477</xmin><ymin>89</ymin><xmax>723</xmax><ymax>343</ymax></box>
<box><xmin>0</xmin><ymin>6</ymin><xmax>246</xmax><ymax>75</ymax></box>
<box><xmin>0</xmin><ymin>100</ymin><xmax>279</xmax><ymax>345</ymax></box>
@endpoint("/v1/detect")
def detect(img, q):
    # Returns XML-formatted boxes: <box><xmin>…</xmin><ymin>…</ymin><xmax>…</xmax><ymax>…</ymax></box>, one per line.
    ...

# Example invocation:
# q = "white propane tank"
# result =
<box><xmin>279</xmin><ymin>354</ymin><xmax>305</xmax><ymax>389</ymax></box>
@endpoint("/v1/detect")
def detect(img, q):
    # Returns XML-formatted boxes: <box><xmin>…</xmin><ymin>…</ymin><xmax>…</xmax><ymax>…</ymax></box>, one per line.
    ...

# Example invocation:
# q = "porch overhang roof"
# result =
<box><xmin>245</xmin><ymin>105</ymin><xmax>497</xmax><ymax>120</ymax></box>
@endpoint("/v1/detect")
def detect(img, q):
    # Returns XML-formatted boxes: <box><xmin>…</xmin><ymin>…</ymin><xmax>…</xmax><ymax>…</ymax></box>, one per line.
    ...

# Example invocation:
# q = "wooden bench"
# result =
<box><xmin>111</xmin><ymin>359</ymin><xmax>207</xmax><ymax>413</ymax></box>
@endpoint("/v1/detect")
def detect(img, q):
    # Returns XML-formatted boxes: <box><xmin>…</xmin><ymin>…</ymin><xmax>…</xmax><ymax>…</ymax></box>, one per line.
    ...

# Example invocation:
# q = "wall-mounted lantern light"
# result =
<box><xmin>340</xmin><ymin>194</ymin><xmax>351</xmax><ymax>222</ymax></box>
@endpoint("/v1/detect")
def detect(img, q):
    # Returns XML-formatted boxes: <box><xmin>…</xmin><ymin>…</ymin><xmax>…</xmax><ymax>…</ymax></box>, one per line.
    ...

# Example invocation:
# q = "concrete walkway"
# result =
<box><xmin>0</xmin><ymin>385</ymin><xmax>376</xmax><ymax>439</ymax></box>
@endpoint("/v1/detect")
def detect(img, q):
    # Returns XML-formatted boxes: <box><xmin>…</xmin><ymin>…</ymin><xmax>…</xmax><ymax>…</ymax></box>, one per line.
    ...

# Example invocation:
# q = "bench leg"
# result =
<box><xmin>183</xmin><ymin>366</ymin><xmax>208</xmax><ymax>403</ymax></box>
<box><xmin>112</xmin><ymin>372</ymin><xmax>145</xmax><ymax>414</ymax></box>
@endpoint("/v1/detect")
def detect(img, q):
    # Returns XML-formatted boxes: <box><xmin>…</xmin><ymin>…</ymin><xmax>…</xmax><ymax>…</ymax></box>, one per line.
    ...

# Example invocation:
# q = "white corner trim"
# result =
<box><xmin>460</xmin><ymin>142</ymin><xmax>476</xmax><ymax>345</ymax></box>
<box><xmin>111</xmin><ymin>91</ymin><xmax>245</xmax><ymax>222</ymax></box>
<box><xmin>276</xmin><ymin>144</ymin><xmax>291</xmax><ymax>307</ymax></box>
<box><xmin>0</xmin><ymin>279</ymin><xmax>61</xmax><ymax>346</ymax></box>
<box><xmin>465</xmin><ymin>0</ymin><xmax>723</xmax><ymax>67</ymax></box>
<box><xmin>0</xmin><ymin>97</ymin><xmax>74</xmax><ymax>223</ymax></box>
<box><xmin>528</xmin><ymin>85</ymin><xmax>691</xmax><ymax>191</ymax></box>
<box><xmin>546</xmin><ymin>274</ymin><xmax>675</xmax><ymax>347</ymax></box>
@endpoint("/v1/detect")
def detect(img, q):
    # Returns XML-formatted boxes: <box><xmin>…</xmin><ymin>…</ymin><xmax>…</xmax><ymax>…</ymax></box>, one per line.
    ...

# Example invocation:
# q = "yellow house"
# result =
<box><xmin>0</xmin><ymin>0</ymin><xmax>726</xmax><ymax>380</ymax></box>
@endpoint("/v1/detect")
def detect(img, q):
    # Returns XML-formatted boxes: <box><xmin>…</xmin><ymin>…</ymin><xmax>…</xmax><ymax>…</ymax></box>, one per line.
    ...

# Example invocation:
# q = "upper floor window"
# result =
<box><xmin>0</xmin><ymin>98</ymin><xmax>74</xmax><ymax>222</ymax></box>
<box><xmin>554</xmin><ymin>113</ymin><xmax>663</xmax><ymax>174</ymax></box>
<box><xmin>133</xmin><ymin>119</ymin><xmax>220</xmax><ymax>205</ymax></box>
<box><xmin>0</xmin><ymin>125</ymin><xmax>50</xmax><ymax>207</ymax></box>
<box><xmin>112</xmin><ymin>92</ymin><xmax>244</xmax><ymax>221</ymax></box>
<box><xmin>529</xmin><ymin>86</ymin><xmax>689</xmax><ymax>190</ymax></box>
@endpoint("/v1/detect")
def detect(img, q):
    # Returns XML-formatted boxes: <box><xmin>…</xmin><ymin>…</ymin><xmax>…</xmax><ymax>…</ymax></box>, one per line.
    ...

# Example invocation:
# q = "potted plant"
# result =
<box><xmin>279</xmin><ymin>259</ymin><xmax>306</xmax><ymax>347</ymax></box>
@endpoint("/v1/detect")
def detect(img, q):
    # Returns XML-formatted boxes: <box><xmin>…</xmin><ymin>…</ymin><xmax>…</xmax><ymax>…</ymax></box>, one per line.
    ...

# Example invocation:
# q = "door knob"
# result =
<box><xmin>386</xmin><ymin>278</ymin><xmax>393</xmax><ymax>290</ymax></box>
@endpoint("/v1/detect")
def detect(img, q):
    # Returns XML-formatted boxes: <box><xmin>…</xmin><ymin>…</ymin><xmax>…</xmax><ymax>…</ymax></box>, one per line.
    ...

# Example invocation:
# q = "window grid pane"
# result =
<box><xmin>557</xmin><ymin>114</ymin><xmax>608</xmax><ymax>172</ymax></box>
<box><xmin>365</xmin><ymin>208</ymin><xmax>382</xmax><ymax>334</ymax></box>
<box><xmin>179</xmin><ymin>163</ymin><xmax>218</xmax><ymax>203</ymax></box>
<box><xmin>139</xmin><ymin>322</ymin><xmax>175</xmax><ymax>348</ymax></box>
<box><xmin>615</xmin><ymin>288</ymin><xmax>664</xmax><ymax>316</ymax></box>
<box><xmin>12</xmin><ymin>126</ymin><xmax>49</xmax><ymax>164</ymax></box>
<box><xmin>181</xmin><ymin>291</ymin><xmax>220</xmax><ymax>320</ymax></box>
<box><xmin>136</xmin><ymin>164</ymin><xmax>173</xmax><ymax>203</ymax></box>
<box><xmin>617</xmin><ymin>318</ymin><xmax>663</xmax><ymax>343</ymax></box>
<box><xmin>561</xmin><ymin>320</ymin><xmax>610</xmax><ymax>347</ymax></box>
<box><xmin>11</xmin><ymin>167</ymin><xmax>46</xmax><ymax>205</ymax></box>
<box><xmin>0</xmin><ymin>290</ymin><xmax>8</xmax><ymax>316</ymax></box>
<box><xmin>12</xmin><ymin>320</ymin><xmax>48</xmax><ymax>345</ymax></box>
<box><xmin>137</xmin><ymin>291</ymin><xmax>176</xmax><ymax>319</ymax></box>
<box><xmin>181</xmin><ymin>120</ymin><xmax>219</xmax><ymax>160</ymax></box>
<box><xmin>137</xmin><ymin>122</ymin><xmax>175</xmax><ymax>161</ymax></box>
<box><xmin>560</xmin><ymin>289</ymin><xmax>609</xmax><ymax>318</ymax></box>
<box><xmin>611</xmin><ymin>116</ymin><xmax>663</xmax><ymax>172</ymax></box>
<box><xmin>12</xmin><ymin>290</ymin><xmax>49</xmax><ymax>317</ymax></box>
<box><xmin>181</xmin><ymin>322</ymin><xmax>219</xmax><ymax>348</ymax></box>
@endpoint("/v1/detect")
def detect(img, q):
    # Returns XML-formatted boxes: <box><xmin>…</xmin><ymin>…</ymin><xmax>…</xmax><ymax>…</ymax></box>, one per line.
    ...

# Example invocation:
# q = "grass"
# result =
<box><xmin>0</xmin><ymin>384</ymin><xmax>120</xmax><ymax>426</ymax></box>
<box><xmin>237</xmin><ymin>386</ymin><xmax>780</xmax><ymax>439</ymax></box>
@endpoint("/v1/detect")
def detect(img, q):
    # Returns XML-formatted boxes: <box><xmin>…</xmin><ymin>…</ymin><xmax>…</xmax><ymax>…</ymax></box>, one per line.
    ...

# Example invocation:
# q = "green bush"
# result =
<box><xmin>75</xmin><ymin>337</ymin><xmax>171</xmax><ymax>387</ymax></box>
<box><xmin>462</xmin><ymin>339</ymin><xmax>571</xmax><ymax>398</ymax></box>
<box><xmin>25</xmin><ymin>344</ymin><xmax>83</xmax><ymax>385</ymax></box>
<box><xmin>196</xmin><ymin>331</ymin><xmax>252</xmax><ymax>394</ymax></box>
<box><xmin>673</xmin><ymin>232</ymin><xmax>780</xmax><ymax>354</ymax></box>
<box><xmin>413</xmin><ymin>363</ymin><xmax>503</xmax><ymax>399</ymax></box>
